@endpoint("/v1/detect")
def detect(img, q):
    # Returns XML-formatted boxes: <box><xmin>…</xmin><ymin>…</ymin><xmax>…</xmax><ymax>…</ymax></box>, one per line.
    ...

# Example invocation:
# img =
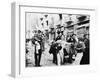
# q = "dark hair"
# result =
<box><xmin>26</xmin><ymin>39</ymin><xmax>30</xmax><ymax>43</ymax></box>
<box><xmin>38</xmin><ymin>30</ymin><xmax>41</xmax><ymax>33</ymax></box>
<box><xmin>78</xmin><ymin>37</ymin><xmax>83</xmax><ymax>41</ymax></box>
<box><xmin>72</xmin><ymin>34</ymin><xmax>76</xmax><ymax>37</ymax></box>
<box><xmin>84</xmin><ymin>34</ymin><xmax>89</xmax><ymax>38</ymax></box>
<box><xmin>26</xmin><ymin>48</ymin><xmax>29</xmax><ymax>54</ymax></box>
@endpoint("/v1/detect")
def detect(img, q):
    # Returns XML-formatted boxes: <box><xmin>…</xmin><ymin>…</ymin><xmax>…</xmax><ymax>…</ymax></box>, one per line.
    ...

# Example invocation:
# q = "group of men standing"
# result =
<box><xmin>26</xmin><ymin>29</ymin><xmax>90</xmax><ymax>67</ymax></box>
<box><xmin>49</xmin><ymin>33</ymin><xmax>90</xmax><ymax>65</ymax></box>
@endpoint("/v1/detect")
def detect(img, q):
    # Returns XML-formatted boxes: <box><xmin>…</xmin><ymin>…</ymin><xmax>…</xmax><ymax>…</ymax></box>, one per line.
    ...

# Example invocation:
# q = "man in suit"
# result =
<box><xmin>49</xmin><ymin>41</ymin><xmax>58</xmax><ymax>64</ymax></box>
<box><xmin>80</xmin><ymin>34</ymin><xmax>90</xmax><ymax>64</ymax></box>
<box><xmin>31</xmin><ymin>30</ymin><xmax>43</xmax><ymax>67</ymax></box>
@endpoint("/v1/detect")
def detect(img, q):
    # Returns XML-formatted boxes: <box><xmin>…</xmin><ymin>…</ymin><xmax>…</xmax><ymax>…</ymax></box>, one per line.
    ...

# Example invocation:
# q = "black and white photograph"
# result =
<box><xmin>25</xmin><ymin>12</ymin><xmax>90</xmax><ymax>67</ymax></box>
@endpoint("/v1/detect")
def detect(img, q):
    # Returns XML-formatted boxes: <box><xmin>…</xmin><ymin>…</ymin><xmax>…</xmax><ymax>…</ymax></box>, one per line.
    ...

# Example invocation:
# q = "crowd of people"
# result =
<box><xmin>25</xmin><ymin>28</ymin><xmax>90</xmax><ymax>67</ymax></box>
